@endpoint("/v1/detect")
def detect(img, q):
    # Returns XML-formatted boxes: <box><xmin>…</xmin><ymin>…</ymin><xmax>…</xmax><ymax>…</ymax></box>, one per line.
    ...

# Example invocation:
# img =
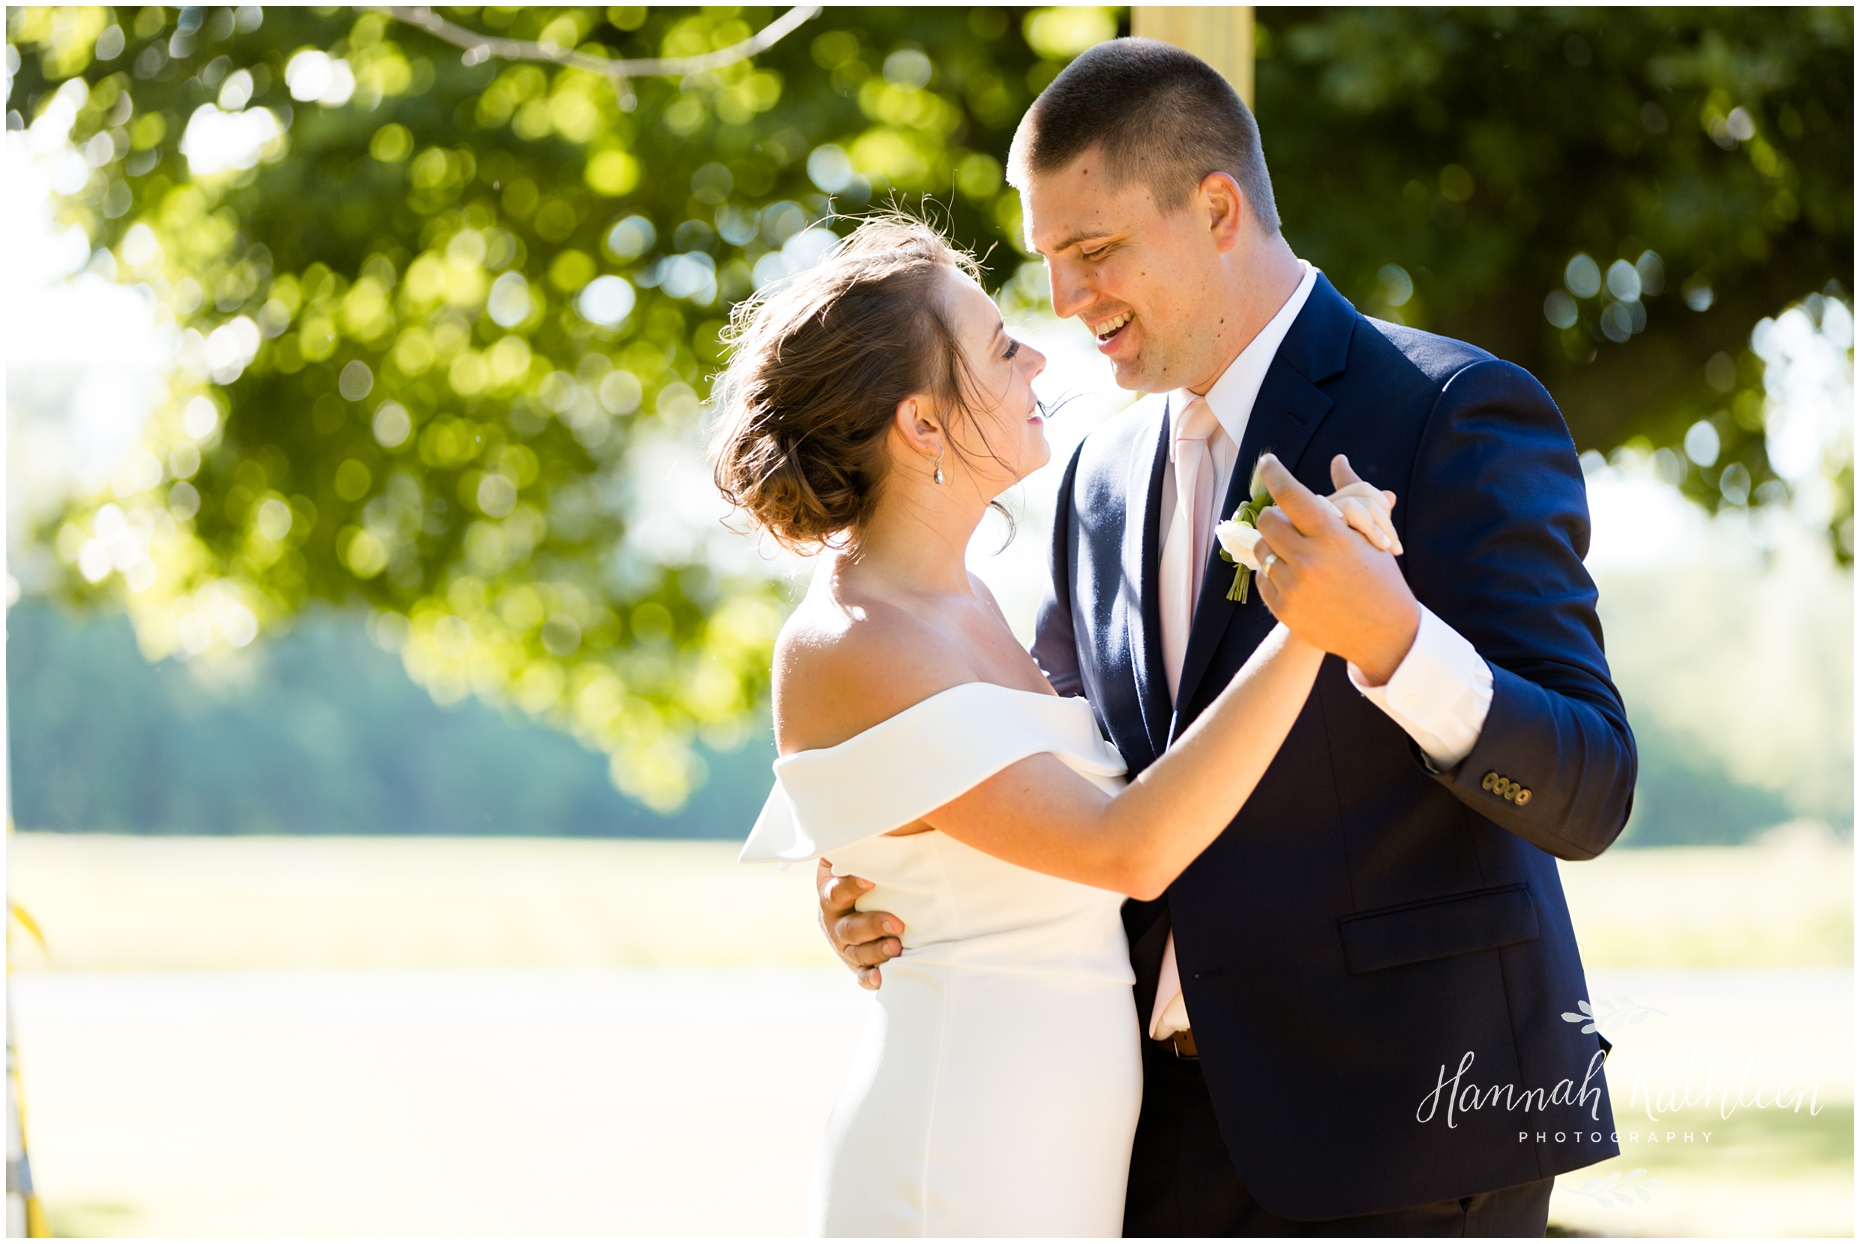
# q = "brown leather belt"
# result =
<box><xmin>1169</xmin><ymin>1028</ymin><xmax>1198</xmax><ymax>1060</ymax></box>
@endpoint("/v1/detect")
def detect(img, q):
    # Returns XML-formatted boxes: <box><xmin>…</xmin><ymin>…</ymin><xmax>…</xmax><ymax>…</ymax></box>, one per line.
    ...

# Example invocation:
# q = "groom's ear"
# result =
<box><xmin>1201</xmin><ymin>172</ymin><xmax>1249</xmax><ymax>254</ymax></box>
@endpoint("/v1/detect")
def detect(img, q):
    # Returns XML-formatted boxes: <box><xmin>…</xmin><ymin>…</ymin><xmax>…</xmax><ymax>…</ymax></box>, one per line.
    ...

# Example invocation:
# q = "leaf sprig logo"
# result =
<box><xmin>1561</xmin><ymin>996</ymin><xmax>1666</xmax><ymax>1033</ymax></box>
<box><xmin>1570</xmin><ymin>1166</ymin><xmax>1664</xmax><ymax>1206</ymax></box>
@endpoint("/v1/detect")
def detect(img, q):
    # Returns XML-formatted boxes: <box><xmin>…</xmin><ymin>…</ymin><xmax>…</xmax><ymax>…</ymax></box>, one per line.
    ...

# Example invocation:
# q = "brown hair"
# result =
<box><xmin>710</xmin><ymin>216</ymin><xmax>991</xmax><ymax>552</ymax></box>
<box><xmin>1007</xmin><ymin>37</ymin><xmax>1280</xmax><ymax>232</ymax></box>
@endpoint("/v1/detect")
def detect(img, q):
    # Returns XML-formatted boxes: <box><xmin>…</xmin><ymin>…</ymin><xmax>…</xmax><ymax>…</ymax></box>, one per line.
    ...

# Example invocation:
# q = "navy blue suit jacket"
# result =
<box><xmin>1032</xmin><ymin>275</ymin><xmax>1635</xmax><ymax>1220</ymax></box>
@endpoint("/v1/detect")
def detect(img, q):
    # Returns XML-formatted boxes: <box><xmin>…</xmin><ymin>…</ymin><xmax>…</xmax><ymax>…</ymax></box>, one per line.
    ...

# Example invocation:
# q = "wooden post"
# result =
<box><xmin>1130</xmin><ymin>6</ymin><xmax>1255</xmax><ymax>107</ymax></box>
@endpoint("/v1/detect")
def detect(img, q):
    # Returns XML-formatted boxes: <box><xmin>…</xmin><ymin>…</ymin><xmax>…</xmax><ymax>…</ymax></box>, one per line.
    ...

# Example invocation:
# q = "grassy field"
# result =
<box><xmin>7</xmin><ymin>833</ymin><xmax>836</xmax><ymax>973</ymax></box>
<box><xmin>9</xmin><ymin>829</ymin><xmax>1851</xmax><ymax>973</ymax></box>
<box><xmin>1559</xmin><ymin>824</ymin><xmax>1854</xmax><ymax>968</ymax></box>
<box><xmin>6</xmin><ymin>831</ymin><xmax>1853</xmax><ymax>1237</ymax></box>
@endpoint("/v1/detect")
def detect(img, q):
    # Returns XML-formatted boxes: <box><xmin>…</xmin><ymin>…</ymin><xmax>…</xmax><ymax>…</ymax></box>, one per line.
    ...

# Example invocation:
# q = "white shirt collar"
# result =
<box><xmin>1170</xmin><ymin>260</ymin><xmax>1318</xmax><ymax>448</ymax></box>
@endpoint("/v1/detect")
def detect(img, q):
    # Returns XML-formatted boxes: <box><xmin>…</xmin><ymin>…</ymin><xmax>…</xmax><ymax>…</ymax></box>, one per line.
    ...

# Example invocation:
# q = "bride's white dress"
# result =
<box><xmin>742</xmin><ymin>682</ymin><xmax>1143</xmax><ymax>1237</ymax></box>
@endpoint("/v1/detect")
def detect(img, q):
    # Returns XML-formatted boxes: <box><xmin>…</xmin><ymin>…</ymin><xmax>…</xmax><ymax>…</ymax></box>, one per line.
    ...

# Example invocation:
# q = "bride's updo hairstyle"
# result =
<box><xmin>710</xmin><ymin>216</ymin><xmax>987</xmax><ymax>552</ymax></box>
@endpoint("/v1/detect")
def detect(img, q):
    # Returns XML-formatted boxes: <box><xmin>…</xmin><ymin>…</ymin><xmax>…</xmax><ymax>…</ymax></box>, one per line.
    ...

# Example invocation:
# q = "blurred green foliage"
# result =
<box><xmin>6</xmin><ymin>5</ymin><xmax>1086</xmax><ymax>808</ymax></box>
<box><xmin>6</xmin><ymin>597</ymin><xmax>774</xmax><ymax>836</ymax></box>
<box><xmin>1257</xmin><ymin>6</ymin><xmax>1852</xmax><ymax>544</ymax></box>
<box><xmin>5</xmin><ymin>5</ymin><xmax>1851</xmax><ymax>811</ymax></box>
<box><xmin>0</xmin><ymin>598</ymin><xmax>1815</xmax><ymax>847</ymax></box>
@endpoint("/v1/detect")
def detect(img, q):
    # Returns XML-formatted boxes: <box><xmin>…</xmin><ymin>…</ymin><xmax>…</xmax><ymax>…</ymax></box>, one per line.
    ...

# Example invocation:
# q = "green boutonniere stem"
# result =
<box><xmin>1217</xmin><ymin>461</ymin><xmax>1275</xmax><ymax>604</ymax></box>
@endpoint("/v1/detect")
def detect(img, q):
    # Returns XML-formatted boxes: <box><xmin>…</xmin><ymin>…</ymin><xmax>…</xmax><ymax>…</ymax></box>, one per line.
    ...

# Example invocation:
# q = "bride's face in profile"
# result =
<box><xmin>938</xmin><ymin>269</ymin><xmax>1050</xmax><ymax>493</ymax></box>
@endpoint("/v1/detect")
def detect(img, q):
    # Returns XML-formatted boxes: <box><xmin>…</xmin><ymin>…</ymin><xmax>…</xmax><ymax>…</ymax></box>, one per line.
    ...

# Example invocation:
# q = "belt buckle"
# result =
<box><xmin>1169</xmin><ymin>1028</ymin><xmax>1198</xmax><ymax>1060</ymax></box>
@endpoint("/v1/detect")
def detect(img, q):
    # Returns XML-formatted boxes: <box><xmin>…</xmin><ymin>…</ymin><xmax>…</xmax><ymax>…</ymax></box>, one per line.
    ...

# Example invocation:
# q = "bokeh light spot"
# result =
<box><xmin>373</xmin><ymin>402</ymin><xmax>413</xmax><ymax>449</ymax></box>
<box><xmin>578</xmin><ymin>275</ymin><xmax>637</xmax><ymax>326</ymax></box>
<box><xmin>339</xmin><ymin>360</ymin><xmax>375</xmax><ymax>401</ymax></box>
<box><xmin>1565</xmin><ymin>253</ymin><xmax>1602</xmax><ymax>299</ymax></box>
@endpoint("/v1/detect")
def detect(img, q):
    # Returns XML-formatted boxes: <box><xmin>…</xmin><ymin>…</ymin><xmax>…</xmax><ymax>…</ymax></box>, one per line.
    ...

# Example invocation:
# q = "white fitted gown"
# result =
<box><xmin>742</xmin><ymin>683</ymin><xmax>1142</xmax><ymax>1237</ymax></box>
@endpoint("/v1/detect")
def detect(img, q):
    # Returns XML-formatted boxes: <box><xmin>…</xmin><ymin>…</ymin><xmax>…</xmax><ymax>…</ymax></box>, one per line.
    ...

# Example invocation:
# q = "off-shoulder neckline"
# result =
<box><xmin>776</xmin><ymin>681</ymin><xmax>1087</xmax><ymax>763</ymax></box>
<box><xmin>745</xmin><ymin>682</ymin><xmax>1121</xmax><ymax>862</ymax></box>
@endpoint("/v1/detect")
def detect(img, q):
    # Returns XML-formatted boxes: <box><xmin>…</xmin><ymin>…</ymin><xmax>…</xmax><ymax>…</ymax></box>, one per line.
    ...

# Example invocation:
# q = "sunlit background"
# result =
<box><xmin>5</xmin><ymin>5</ymin><xmax>1853</xmax><ymax>1238</ymax></box>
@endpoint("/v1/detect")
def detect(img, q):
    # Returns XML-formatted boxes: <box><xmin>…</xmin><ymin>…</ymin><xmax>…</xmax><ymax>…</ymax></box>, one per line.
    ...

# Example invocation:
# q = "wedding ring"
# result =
<box><xmin>1260</xmin><ymin>552</ymin><xmax>1278</xmax><ymax>580</ymax></box>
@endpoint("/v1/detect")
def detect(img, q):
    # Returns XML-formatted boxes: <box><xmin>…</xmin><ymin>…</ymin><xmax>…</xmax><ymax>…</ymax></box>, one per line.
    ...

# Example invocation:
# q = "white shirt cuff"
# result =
<box><xmin>1348</xmin><ymin>605</ymin><xmax>1493</xmax><ymax>770</ymax></box>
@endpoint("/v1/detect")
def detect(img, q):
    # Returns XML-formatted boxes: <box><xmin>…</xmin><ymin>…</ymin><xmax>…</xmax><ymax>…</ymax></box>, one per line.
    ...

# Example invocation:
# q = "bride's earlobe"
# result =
<box><xmin>894</xmin><ymin>395</ymin><xmax>950</xmax><ymax>483</ymax></box>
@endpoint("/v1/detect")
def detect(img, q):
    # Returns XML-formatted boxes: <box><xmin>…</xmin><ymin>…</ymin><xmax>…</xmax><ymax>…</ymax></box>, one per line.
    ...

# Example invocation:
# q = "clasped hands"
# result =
<box><xmin>1251</xmin><ymin>452</ymin><xmax>1422</xmax><ymax>688</ymax></box>
<box><xmin>820</xmin><ymin>452</ymin><xmax>1423</xmax><ymax>989</ymax></box>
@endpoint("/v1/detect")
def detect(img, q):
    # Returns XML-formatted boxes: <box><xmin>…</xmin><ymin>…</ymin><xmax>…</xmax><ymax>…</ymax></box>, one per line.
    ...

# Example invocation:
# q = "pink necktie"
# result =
<box><xmin>1153</xmin><ymin>395</ymin><xmax>1219</xmax><ymax>1042</ymax></box>
<box><xmin>1159</xmin><ymin>396</ymin><xmax>1220</xmax><ymax>704</ymax></box>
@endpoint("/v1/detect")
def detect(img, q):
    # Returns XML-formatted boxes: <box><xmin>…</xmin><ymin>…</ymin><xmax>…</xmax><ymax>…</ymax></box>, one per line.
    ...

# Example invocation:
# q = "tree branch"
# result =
<box><xmin>375</xmin><ymin>5</ymin><xmax>822</xmax><ymax>108</ymax></box>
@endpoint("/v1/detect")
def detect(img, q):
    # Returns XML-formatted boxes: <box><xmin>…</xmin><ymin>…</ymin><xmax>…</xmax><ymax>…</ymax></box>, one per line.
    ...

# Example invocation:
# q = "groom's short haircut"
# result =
<box><xmin>1007</xmin><ymin>38</ymin><xmax>1280</xmax><ymax>234</ymax></box>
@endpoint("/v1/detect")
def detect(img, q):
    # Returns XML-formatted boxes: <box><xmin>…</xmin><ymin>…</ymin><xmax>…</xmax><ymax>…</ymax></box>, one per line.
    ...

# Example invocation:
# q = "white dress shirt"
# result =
<box><xmin>1155</xmin><ymin>263</ymin><xmax>1320</xmax><ymax>568</ymax></box>
<box><xmin>1147</xmin><ymin>262</ymin><xmax>1496</xmax><ymax>1042</ymax></box>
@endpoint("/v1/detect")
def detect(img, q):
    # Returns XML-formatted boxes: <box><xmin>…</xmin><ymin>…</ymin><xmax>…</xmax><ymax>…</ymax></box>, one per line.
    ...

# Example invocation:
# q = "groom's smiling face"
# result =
<box><xmin>1023</xmin><ymin>147</ymin><xmax>1245</xmax><ymax>395</ymax></box>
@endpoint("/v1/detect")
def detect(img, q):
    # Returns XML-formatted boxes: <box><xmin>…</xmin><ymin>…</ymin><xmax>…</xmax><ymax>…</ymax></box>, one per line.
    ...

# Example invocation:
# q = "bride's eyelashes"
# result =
<box><xmin>1004</xmin><ymin>339</ymin><xmax>1022</xmax><ymax>361</ymax></box>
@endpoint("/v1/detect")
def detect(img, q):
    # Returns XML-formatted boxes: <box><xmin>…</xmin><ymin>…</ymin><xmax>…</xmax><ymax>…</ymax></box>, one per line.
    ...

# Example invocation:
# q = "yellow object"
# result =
<box><xmin>1130</xmin><ymin>6</ymin><xmax>1255</xmax><ymax>105</ymax></box>
<box><xmin>8</xmin><ymin>1010</ymin><xmax>51</xmax><ymax>1237</ymax></box>
<box><xmin>8</xmin><ymin>824</ymin><xmax>51</xmax><ymax>1236</ymax></box>
<box><xmin>1482</xmin><ymin>769</ymin><xmax>1533</xmax><ymax>805</ymax></box>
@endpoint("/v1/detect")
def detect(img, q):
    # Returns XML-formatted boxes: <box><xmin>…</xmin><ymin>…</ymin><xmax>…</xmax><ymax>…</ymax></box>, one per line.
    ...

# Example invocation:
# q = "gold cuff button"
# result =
<box><xmin>1481</xmin><ymin>771</ymin><xmax>1531</xmax><ymax>806</ymax></box>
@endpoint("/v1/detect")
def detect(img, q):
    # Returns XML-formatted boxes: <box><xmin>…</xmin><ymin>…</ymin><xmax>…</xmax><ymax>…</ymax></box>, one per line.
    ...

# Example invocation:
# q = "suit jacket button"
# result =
<box><xmin>1482</xmin><ymin>771</ymin><xmax>1499</xmax><ymax>791</ymax></box>
<box><xmin>1515</xmin><ymin>788</ymin><xmax>1532</xmax><ymax>806</ymax></box>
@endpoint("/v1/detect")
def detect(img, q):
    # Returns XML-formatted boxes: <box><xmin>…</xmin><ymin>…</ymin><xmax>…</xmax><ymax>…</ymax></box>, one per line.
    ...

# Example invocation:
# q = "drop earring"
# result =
<box><xmin>933</xmin><ymin>449</ymin><xmax>947</xmax><ymax>485</ymax></box>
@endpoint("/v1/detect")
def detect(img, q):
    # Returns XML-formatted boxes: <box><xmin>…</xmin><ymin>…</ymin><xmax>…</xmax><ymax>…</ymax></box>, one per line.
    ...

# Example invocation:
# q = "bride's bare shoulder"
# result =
<box><xmin>774</xmin><ymin>585</ymin><xmax>976</xmax><ymax>754</ymax></box>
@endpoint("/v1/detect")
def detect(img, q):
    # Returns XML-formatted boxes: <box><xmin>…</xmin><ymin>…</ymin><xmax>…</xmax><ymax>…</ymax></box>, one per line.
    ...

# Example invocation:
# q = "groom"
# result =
<box><xmin>821</xmin><ymin>39</ymin><xmax>1636</xmax><ymax>1235</ymax></box>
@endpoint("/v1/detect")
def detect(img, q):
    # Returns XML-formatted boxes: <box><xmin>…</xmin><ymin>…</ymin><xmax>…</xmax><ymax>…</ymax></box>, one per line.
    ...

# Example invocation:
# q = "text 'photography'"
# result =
<box><xmin>4</xmin><ymin>6</ymin><xmax>1852</xmax><ymax>1240</ymax></box>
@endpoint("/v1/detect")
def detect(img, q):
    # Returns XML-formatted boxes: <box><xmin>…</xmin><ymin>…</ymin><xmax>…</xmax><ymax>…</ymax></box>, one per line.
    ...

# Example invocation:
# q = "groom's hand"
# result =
<box><xmin>818</xmin><ymin>859</ymin><xmax>903</xmax><ymax>990</ymax></box>
<box><xmin>1253</xmin><ymin>454</ymin><xmax>1421</xmax><ymax>686</ymax></box>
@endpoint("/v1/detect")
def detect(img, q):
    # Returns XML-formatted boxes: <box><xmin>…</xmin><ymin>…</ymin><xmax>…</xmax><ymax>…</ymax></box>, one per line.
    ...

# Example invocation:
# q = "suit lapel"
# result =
<box><xmin>1123</xmin><ymin>397</ymin><xmax>1173</xmax><ymax>765</ymax></box>
<box><xmin>1169</xmin><ymin>275</ymin><xmax>1360</xmax><ymax>733</ymax></box>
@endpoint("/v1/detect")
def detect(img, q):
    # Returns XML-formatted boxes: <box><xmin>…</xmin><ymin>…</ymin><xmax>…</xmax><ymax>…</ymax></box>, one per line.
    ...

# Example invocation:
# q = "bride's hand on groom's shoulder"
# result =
<box><xmin>818</xmin><ymin>859</ymin><xmax>903</xmax><ymax>990</ymax></box>
<box><xmin>1251</xmin><ymin>455</ymin><xmax>1422</xmax><ymax>687</ymax></box>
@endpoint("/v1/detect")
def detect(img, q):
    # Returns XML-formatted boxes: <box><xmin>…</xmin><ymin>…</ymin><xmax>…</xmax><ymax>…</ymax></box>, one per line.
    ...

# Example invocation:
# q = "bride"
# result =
<box><xmin>711</xmin><ymin>218</ymin><xmax>1397</xmax><ymax>1237</ymax></box>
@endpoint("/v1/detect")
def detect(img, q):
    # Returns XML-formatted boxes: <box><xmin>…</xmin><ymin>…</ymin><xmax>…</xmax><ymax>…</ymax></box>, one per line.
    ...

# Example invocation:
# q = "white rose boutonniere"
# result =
<box><xmin>1213</xmin><ymin>459</ymin><xmax>1274</xmax><ymax>603</ymax></box>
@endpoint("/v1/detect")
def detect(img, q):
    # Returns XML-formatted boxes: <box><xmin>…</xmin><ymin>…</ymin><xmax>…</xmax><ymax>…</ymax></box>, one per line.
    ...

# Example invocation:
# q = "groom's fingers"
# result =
<box><xmin>818</xmin><ymin>861</ymin><xmax>902</xmax><ymax>989</ymax></box>
<box><xmin>835</xmin><ymin>916</ymin><xmax>901</xmax><ymax>958</ymax></box>
<box><xmin>835</xmin><ymin>914</ymin><xmax>904</xmax><ymax>986</ymax></box>
<box><xmin>830</xmin><ymin>909</ymin><xmax>903</xmax><ymax>963</ymax></box>
<box><xmin>818</xmin><ymin>859</ymin><xmax>857</xmax><ymax>915</ymax></box>
<box><xmin>1254</xmin><ymin>505</ymin><xmax>1308</xmax><ymax>559</ymax></box>
<box><xmin>1255</xmin><ymin>455</ymin><xmax>1336</xmax><ymax>537</ymax></box>
<box><xmin>1254</xmin><ymin>538</ymin><xmax>1301</xmax><ymax>614</ymax></box>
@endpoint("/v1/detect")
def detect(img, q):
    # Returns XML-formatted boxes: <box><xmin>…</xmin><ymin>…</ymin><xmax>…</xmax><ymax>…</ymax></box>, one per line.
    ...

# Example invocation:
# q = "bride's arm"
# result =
<box><xmin>924</xmin><ymin>454</ymin><xmax>1407</xmax><ymax>899</ymax></box>
<box><xmin>924</xmin><ymin>621</ymin><xmax>1323</xmax><ymax>899</ymax></box>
